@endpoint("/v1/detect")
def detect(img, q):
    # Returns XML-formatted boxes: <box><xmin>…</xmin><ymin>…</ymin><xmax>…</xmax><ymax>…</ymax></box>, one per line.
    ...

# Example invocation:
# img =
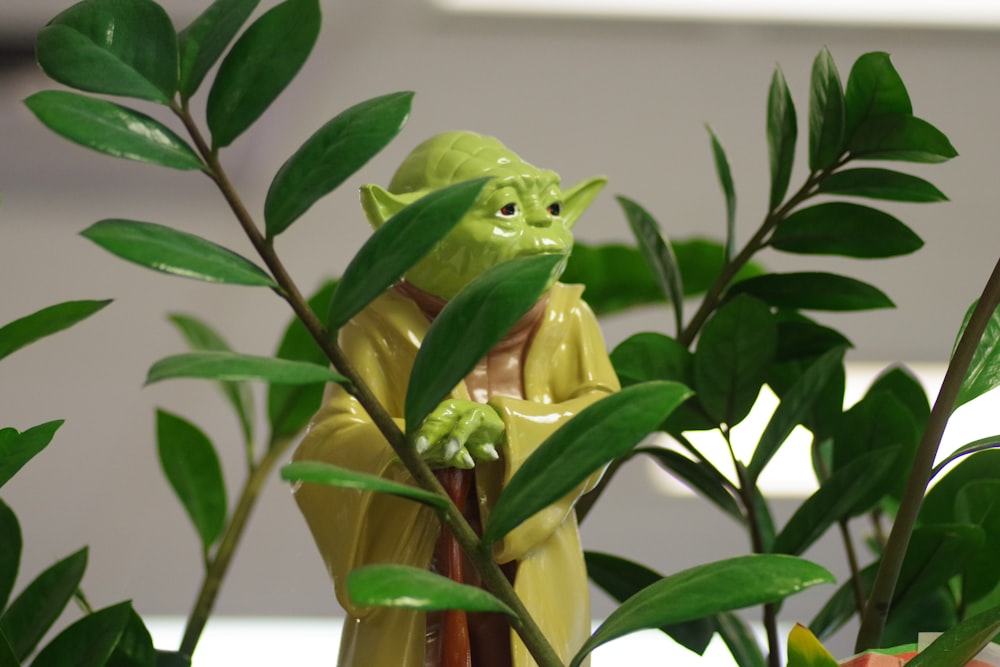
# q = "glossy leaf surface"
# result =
<box><xmin>571</xmin><ymin>555</ymin><xmax>834</xmax><ymax>667</ymax></box>
<box><xmin>265</xmin><ymin>92</ymin><xmax>414</xmax><ymax>236</ymax></box>
<box><xmin>808</xmin><ymin>47</ymin><xmax>845</xmax><ymax>171</ymax></box>
<box><xmin>921</xmin><ymin>451</ymin><xmax>1000</xmax><ymax>524</ymax></box>
<box><xmin>954</xmin><ymin>299</ymin><xmax>1000</xmax><ymax>410</ymax></box>
<box><xmin>82</xmin><ymin>220</ymin><xmax>275</xmax><ymax>286</ymax></box>
<box><xmin>404</xmin><ymin>253</ymin><xmax>562</xmax><ymax>432</ymax></box>
<box><xmin>906</xmin><ymin>605</ymin><xmax>1000</xmax><ymax>667</ymax></box>
<box><xmin>930</xmin><ymin>435</ymin><xmax>1000</xmax><ymax>480</ymax></box>
<box><xmin>347</xmin><ymin>565</ymin><xmax>513</xmax><ymax>615</ymax></box>
<box><xmin>328</xmin><ymin>178</ymin><xmax>487</xmax><ymax>331</ymax></box>
<box><xmin>179</xmin><ymin>0</ymin><xmax>261</xmax><ymax>99</ymax></box>
<box><xmin>844</xmin><ymin>52</ymin><xmax>911</xmax><ymax>138</ymax></box>
<box><xmin>730</xmin><ymin>272</ymin><xmax>894</xmax><ymax>311</ymax></box>
<box><xmin>147</xmin><ymin>351</ymin><xmax>346</xmax><ymax>386</ymax></box>
<box><xmin>106</xmin><ymin>608</ymin><xmax>156</xmax><ymax>667</ymax></box>
<box><xmin>849</xmin><ymin>114</ymin><xmax>957</xmax><ymax>163</ymax></box>
<box><xmin>25</xmin><ymin>92</ymin><xmax>203</xmax><ymax>171</ymax></box>
<box><xmin>0</xmin><ymin>501</ymin><xmax>20</xmax><ymax>611</ymax></box>
<box><xmin>0</xmin><ymin>548</ymin><xmax>87</xmax><ymax>661</ymax></box>
<box><xmin>787</xmin><ymin>624</ymin><xmax>838</xmax><ymax>667</ymax></box>
<box><xmin>30</xmin><ymin>601</ymin><xmax>132</xmax><ymax>667</ymax></box>
<box><xmin>767</xmin><ymin>66</ymin><xmax>797</xmax><ymax>210</ymax></box>
<box><xmin>484</xmin><ymin>381</ymin><xmax>691</xmax><ymax>545</ymax></box>
<box><xmin>0</xmin><ymin>300</ymin><xmax>110</xmax><ymax>363</ymax></box>
<box><xmin>817</xmin><ymin>168</ymin><xmax>947</xmax><ymax>202</ymax></box>
<box><xmin>954</xmin><ymin>480</ymin><xmax>1000</xmax><ymax>602</ymax></box>
<box><xmin>637</xmin><ymin>447</ymin><xmax>742</xmax><ymax>521</ymax></box>
<box><xmin>156</xmin><ymin>410</ymin><xmax>227</xmax><ymax>554</ymax></box>
<box><xmin>281</xmin><ymin>461</ymin><xmax>447</xmax><ymax>509</ymax></box>
<box><xmin>770</xmin><ymin>203</ymin><xmax>923</xmax><ymax>258</ymax></box>
<box><xmin>36</xmin><ymin>0</ymin><xmax>178</xmax><ymax>103</ymax></box>
<box><xmin>207</xmin><ymin>0</ymin><xmax>321</xmax><ymax>148</ymax></box>
<box><xmin>707</xmin><ymin>126</ymin><xmax>737</xmax><ymax>260</ymax></box>
<box><xmin>0</xmin><ymin>421</ymin><xmax>64</xmax><ymax>489</ymax></box>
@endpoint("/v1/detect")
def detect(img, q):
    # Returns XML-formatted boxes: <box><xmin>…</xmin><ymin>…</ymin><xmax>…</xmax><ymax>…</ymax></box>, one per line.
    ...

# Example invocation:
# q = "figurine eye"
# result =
<box><xmin>547</xmin><ymin>203</ymin><xmax>561</xmax><ymax>217</ymax></box>
<box><xmin>498</xmin><ymin>203</ymin><xmax>518</xmax><ymax>217</ymax></box>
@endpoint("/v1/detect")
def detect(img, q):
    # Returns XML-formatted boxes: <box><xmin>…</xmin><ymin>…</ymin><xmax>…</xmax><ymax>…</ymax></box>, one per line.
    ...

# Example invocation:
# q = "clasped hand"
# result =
<box><xmin>413</xmin><ymin>399</ymin><xmax>504</xmax><ymax>469</ymax></box>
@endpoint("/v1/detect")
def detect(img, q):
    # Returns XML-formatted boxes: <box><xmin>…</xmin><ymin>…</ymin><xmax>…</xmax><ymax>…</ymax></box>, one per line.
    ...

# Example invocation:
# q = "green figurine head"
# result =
<box><xmin>360</xmin><ymin>131</ymin><xmax>606</xmax><ymax>301</ymax></box>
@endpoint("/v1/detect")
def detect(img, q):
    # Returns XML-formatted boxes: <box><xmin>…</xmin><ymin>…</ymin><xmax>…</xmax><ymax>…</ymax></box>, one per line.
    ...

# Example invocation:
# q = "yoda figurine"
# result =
<box><xmin>292</xmin><ymin>131</ymin><xmax>619</xmax><ymax>667</ymax></box>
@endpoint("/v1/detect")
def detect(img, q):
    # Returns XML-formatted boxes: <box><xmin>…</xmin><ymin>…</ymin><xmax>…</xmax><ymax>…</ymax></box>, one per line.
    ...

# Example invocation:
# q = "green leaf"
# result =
<box><xmin>0</xmin><ymin>501</ymin><xmax>20</xmax><ymax>611</ymax></box>
<box><xmin>747</xmin><ymin>477</ymin><xmax>776</xmax><ymax>553</ymax></box>
<box><xmin>82</xmin><ymin>220</ymin><xmax>275</xmax><ymax>287</ymax></box>
<box><xmin>584</xmin><ymin>551</ymin><xmax>715</xmax><ymax>655</ymax></box>
<box><xmin>773</xmin><ymin>446</ymin><xmax>900</xmax><ymax>556</ymax></box>
<box><xmin>346</xmin><ymin>565</ymin><xmax>514</xmax><ymax>615</ymax></box>
<box><xmin>207</xmin><ymin>0</ymin><xmax>321</xmax><ymax>148</ymax></box>
<box><xmin>954</xmin><ymin>299</ymin><xmax>1000</xmax><ymax>410</ymax></box>
<box><xmin>774</xmin><ymin>316</ymin><xmax>853</xmax><ymax>363</ymax></box>
<box><xmin>265</xmin><ymin>92</ymin><xmax>414</xmax><ymax>237</ymax></box>
<box><xmin>693</xmin><ymin>295</ymin><xmax>776</xmax><ymax>426</ymax></box>
<box><xmin>24</xmin><ymin>92</ymin><xmax>203</xmax><ymax>171</ymax></box>
<box><xmin>868</xmin><ymin>365</ymin><xmax>931</xmax><ymax>426</ymax></box>
<box><xmin>706</xmin><ymin>127</ymin><xmax>737</xmax><ymax>261</ymax></box>
<box><xmin>0</xmin><ymin>630</ymin><xmax>19</xmax><ymax>667</ymax></box>
<box><xmin>570</xmin><ymin>554</ymin><xmax>834</xmax><ymax>667</ymax></box>
<box><xmin>748</xmin><ymin>346</ymin><xmax>846</xmax><ymax>480</ymax></box>
<box><xmin>617</xmin><ymin>196</ymin><xmax>684</xmax><ymax>335</ymax></box>
<box><xmin>179</xmin><ymin>0</ymin><xmax>261</xmax><ymax>100</ymax></box>
<box><xmin>954</xmin><ymin>480</ymin><xmax>1000</xmax><ymax>603</ymax></box>
<box><xmin>931</xmin><ymin>435</ymin><xmax>1000</xmax><ymax>481</ymax></box>
<box><xmin>0</xmin><ymin>548</ymin><xmax>87</xmax><ymax>661</ymax></box>
<box><xmin>729</xmin><ymin>272</ymin><xmax>894</xmax><ymax>311</ymax></box>
<box><xmin>848</xmin><ymin>114</ymin><xmax>958</xmax><ymax>163</ymax></box>
<box><xmin>106</xmin><ymin>608</ymin><xmax>156</xmax><ymax>667</ymax></box>
<box><xmin>483</xmin><ymin>381</ymin><xmax>691</xmax><ymax>545</ymax></box>
<box><xmin>844</xmin><ymin>52</ymin><xmax>911</xmax><ymax>139</ymax></box>
<box><xmin>30</xmin><ymin>601</ymin><xmax>132</xmax><ymax>667</ymax></box>
<box><xmin>817</xmin><ymin>168</ymin><xmax>947</xmax><ymax>202</ymax></box>
<box><xmin>808</xmin><ymin>47</ymin><xmax>845</xmax><ymax>171</ymax></box>
<box><xmin>767</xmin><ymin>65</ymin><xmax>797</xmax><ymax>210</ymax></box>
<box><xmin>404</xmin><ymin>253</ymin><xmax>563</xmax><ymax>432</ymax></box>
<box><xmin>636</xmin><ymin>447</ymin><xmax>742</xmax><ymax>522</ymax></box>
<box><xmin>35</xmin><ymin>0</ymin><xmax>178</xmax><ymax>104</ymax></box>
<box><xmin>715</xmin><ymin>613</ymin><xmax>767</xmax><ymax>667</ymax></box>
<box><xmin>267</xmin><ymin>279</ymin><xmax>338</xmax><ymax>441</ymax></box>
<box><xmin>154</xmin><ymin>651</ymin><xmax>190</xmax><ymax>667</ymax></box>
<box><xmin>156</xmin><ymin>410</ymin><xmax>227</xmax><ymax>555</ymax></box>
<box><xmin>922</xmin><ymin>450</ymin><xmax>1000</xmax><ymax>524</ymax></box>
<box><xmin>894</xmin><ymin>524</ymin><xmax>984</xmax><ymax>613</ymax></box>
<box><xmin>787</xmin><ymin>623</ymin><xmax>839</xmax><ymax>667</ymax></box>
<box><xmin>280</xmin><ymin>461</ymin><xmax>447</xmax><ymax>509</ymax></box>
<box><xmin>0</xmin><ymin>421</ymin><xmax>64</xmax><ymax>489</ymax></box>
<box><xmin>0</xmin><ymin>300</ymin><xmax>110</xmax><ymax>364</ymax></box>
<box><xmin>770</xmin><ymin>203</ymin><xmax>923</xmax><ymax>258</ymax></box>
<box><xmin>809</xmin><ymin>563</ymin><xmax>877</xmax><ymax>640</ymax></box>
<box><xmin>328</xmin><ymin>178</ymin><xmax>488</xmax><ymax>331</ymax></box>
<box><xmin>906</xmin><ymin>605</ymin><xmax>1000</xmax><ymax>667</ymax></box>
<box><xmin>147</xmin><ymin>351</ymin><xmax>346</xmax><ymax>386</ymax></box>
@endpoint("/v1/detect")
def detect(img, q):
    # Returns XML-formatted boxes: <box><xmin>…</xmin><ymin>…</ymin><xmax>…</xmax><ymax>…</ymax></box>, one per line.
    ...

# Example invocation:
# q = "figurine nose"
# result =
<box><xmin>527</xmin><ymin>214</ymin><xmax>552</xmax><ymax>228</ymax></box>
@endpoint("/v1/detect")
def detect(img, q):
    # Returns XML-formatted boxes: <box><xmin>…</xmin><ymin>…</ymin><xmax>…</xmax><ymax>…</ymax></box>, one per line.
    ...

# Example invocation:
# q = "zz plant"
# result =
<box><xmin>1</xmin><ymin>0</ymin><xmax>998</xmax><ymax>666</ymax></box>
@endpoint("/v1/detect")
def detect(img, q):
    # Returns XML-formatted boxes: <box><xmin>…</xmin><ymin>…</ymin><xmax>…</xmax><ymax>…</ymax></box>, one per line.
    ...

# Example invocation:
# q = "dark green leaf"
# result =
<box><xmin>767</xmin><ymin>66</ymin><xmax>797</xmax><ymax>210</ymax></box>
<box><xmin>774</xmin><ymin>316</ymin><xmax>853</xmax><ymax>363</ymax></box>
<box><xmin>0</xmin><ymin>630</ymin><xmax>19</xmax><ymax>667</ymax></box>
<box><xmin>0</xmin><ymin>300</ymin><xmax>110</xmax><ymax>363</ymax></box>
<box><xmin>106</xmin><ymin>608</ymin><xmax>155</xmax><ymax>667</ymax></box>
<box><xmin>617</xmin><ymin>196</ymin><xmax>684</xmax><ymax>334</ymax></box>
<box><xmin>954</xmin><ymin>299</ymin><xmax>1000</xmax><ymax>410</ymax></box>
<box><xmin>0</xmin><ymin>501</ymin><xmax>20</xmax><ymax>611</ymax></box>
<box><xmin>809</xmin><ymin>563</ymin><xmax>876</xmax><ymax>640</ymax></box>
<box><xmin>36</xmin><ymin>0</ymin><xmax>178</xmax><ymax>103</ymax></box>
<box><xmin>714</xmin><ymin>613</ymin><xmax>767</xmax><ymax>667</ymax></box>
<box><xmin>484</xmin><ymin>381</ymin><xmax>691</xmax><ymax>545</ymax></box>
<box><xmin>155</xmin><ymin>651</ymin><xmax>191</xmax><ymax>667</ymax></box>
<box><xmin>280</xmin><ymin>461</ymin><xmax>447</xmax><ymax>509</ymax></box>
<box><xmin>706</xmin><ymin>126</ymin><xmax>737</xmax><ymax>260</ymax></box>
<box><xmin>207</xmin><ymin>0</ymin><xmax>321</xmax><ymax>148</ymax></box>
<box><xmin>906</xmin><ymin>605</ymin><xmax>1000</xmax><ymax>667</ymax></box>
<box><xmin>24</xmin><ymin>92</ymin><xmax>202</xmax><ymax>171</ymax></box>
<box><xmin>809</xmin><ymin>47</ymin><xmax>845</xmax><ymax>171</ymax></box>
<box><xmin>746</xmin><ymin>477</ymin><xmax>776</xmax><ymax>553</ymax></box>
<box><xmin>265</xmin><ymin>92</ymin><xmax>414</xmax><ymax>236</ymax></box>
<box><xmin>729</xmin><ymin>272</ymin><xmax>894</xmax><ymax>311</ymax></box>
<box><xmin>773</xmin><ymin>446</ymin><xmax>900</xmax><ymax>556</ymax></box>
<box><xmin>931</xmin><ymin>435</ymin><xmax>1000</xmax><ymax>481</ymax></box>
<box><xmin>894</xmin><ymin>524</ymin><xmax>984</xmax><ymax>613</ymax></box>
<box><xmin>954</xmin><ymin>480</ymin><xmax>1000</xmax><ymax>603</ymax></box>
<box><xmin>570</xmin><ymin>555</ymin><xmax>834</xmax><ymax>667</ymax></box>
<box><xmin>584</xmin><ymin>551</ymin><xmax>715</xmax><ymax>655</ymax></box>
<box><xmin>147</xmin><ymin>351</ymin><xmax>346</xmax><ymax>386</ymax></box>
<box><xmin>347</xmin><ymin>565</ymin><xmax>513</xmax><ymax>615</ymax></box>
<box><xmin>0</xmin><ymin>421</ymin><xmax>63</xmax><ymax>489</ymax></box>
<box><xmin>404</xmin><ymin>253</ymin><xmax>563</xmax><ymax>432</ymax></box>
<box><xmin>0</xmin><ymin>548</ymin><xmax>87</xmax><ymax>661</ymax></box>
<box><xmin>817</xmin><ymin>168</ymin><xmax>947</xmax><ymax>202</ymax></box>
<box><xmin>922</xmin><ymin>450</ymin><xmax>1000</xmax><ymax>524</ymax></box>
<box><xmin>156</xmin><ymin>410</ymin><xmax>227</xmax><ymax>555</ymax></box>
<box><xmin>179</xmin><ymin>0</ymin><xmax>261</xmax><ymax>100</ymax></box>
<box><xmin>268</xmin><ymin>279</ymin><xmax>338</xmax><ymax>441</ymax></box>
<box><xmin>693</xmin><ymin>295</ymin><xmax>776</xmax><ymax>426</ymax></box>
<box><xmin>82</xmin><ymin>220</ymin><xmax>275</xmax><ymax>286</ymax></box>
<box><xmin>844</xmin><ymin>52</ymin><xmax>911</xmax><ymax>139</ymax></box>
<box><xmin>30</xmin><ymin>601</ymin><xmax>132</xmax><ymax>667</ymax></box>
<box><xmin>636</xmin><ymin>447</ymin><xmax>742</xmax><ymax>522</ymax></box>
<box><xmin>849</xmin><ymin>114</ymin><xmax>957</xmax><ymax>163</ymax></box>
<box><xmin>328</xmin><ymin>178</ymin><xmax>488</xmax><ymax>331</ymax></box>
<box><xmin>868</xmin><ymin>365</ymin><xmax>930</xmax><ymax>426</ymax></box>
<box><xmin>771</xmin><ymin>203</ymin><xmax>923</xmax><ymax>258</ymax></box>
<box><xmin>748</xmin><ymin>346</ymin><xmax>846</xmax><ymax>480</ymax></box>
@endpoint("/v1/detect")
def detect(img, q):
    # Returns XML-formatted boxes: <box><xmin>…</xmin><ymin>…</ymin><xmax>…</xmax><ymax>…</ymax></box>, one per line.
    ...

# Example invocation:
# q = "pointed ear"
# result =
<box><xmin>561</xmin><ymin>177</ymin><xmax>607</xmax><ymax>229</ymax></box>
<box><xmin>360</xmin><ymin>184</ymin><xmax>419</xmax><ymax>229</ymax></box>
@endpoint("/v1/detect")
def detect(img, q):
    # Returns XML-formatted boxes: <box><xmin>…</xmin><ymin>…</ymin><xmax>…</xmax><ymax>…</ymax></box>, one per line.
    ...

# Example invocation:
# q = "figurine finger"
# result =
<box><xmin>449</xmin><ymin>409</ymin><xmax>484</xmax><ymax>450</ymax></box>
<box><xmin>468</xmin><ymin>441</ymin><xmax>499</xmax><ymax>462</ymax></box>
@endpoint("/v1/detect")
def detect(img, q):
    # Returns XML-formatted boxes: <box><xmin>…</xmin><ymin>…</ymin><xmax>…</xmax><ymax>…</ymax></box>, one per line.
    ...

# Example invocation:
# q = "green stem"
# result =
<box><xmin>855</xmin><ymin>253</ymin><xmax>1000</xmax><ymax>651</ymax></box>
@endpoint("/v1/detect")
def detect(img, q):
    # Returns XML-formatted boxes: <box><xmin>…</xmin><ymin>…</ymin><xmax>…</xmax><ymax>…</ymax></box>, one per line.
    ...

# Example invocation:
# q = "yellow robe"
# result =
<box><xmin>292</xmin><ymin>282</ymin><xmax>619</xmax><ymax>667</ymax></box>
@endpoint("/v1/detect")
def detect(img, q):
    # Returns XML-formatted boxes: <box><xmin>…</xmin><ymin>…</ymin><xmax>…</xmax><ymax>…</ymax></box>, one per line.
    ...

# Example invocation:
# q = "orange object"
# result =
<box><xmin>839</xmin><ymin>651</ymin><xmax>993</xmax><ymax>666</ymax></box>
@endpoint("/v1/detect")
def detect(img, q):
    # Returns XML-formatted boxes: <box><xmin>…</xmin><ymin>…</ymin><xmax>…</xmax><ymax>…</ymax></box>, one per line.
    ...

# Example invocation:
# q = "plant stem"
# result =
<box><xmin>837</xmin><ymin>519</ymin><xmax>866</xmax><ymax>615</ymax></box>
<box><xmin>855</xmin><ymin>253</ymin><xmax>1000</xmax><ymax>651</ymax></box>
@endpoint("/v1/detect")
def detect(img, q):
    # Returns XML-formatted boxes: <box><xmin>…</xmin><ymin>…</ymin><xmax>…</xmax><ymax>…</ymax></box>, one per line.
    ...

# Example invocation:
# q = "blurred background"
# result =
<box><xmin>2</xmin><ymin>0</ymin><xmax>999</xmax><ymax>661</ymax></box>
